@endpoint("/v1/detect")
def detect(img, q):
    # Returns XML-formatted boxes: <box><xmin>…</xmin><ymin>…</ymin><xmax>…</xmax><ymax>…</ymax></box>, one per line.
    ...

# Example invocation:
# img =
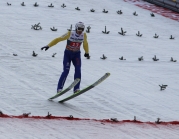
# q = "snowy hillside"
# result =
<box><xmin>0</xmin><ymin>0</ymin><xmax>179</xmax><ymax>138</ymax></box>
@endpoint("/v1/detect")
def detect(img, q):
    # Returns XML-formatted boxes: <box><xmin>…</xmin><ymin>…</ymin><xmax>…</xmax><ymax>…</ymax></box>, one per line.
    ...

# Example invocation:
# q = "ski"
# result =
<box><xmin>59</xmin><ymin>72</ymin><xmax>110</xmax><ymax>103</ymax></box>
<box><xmin>48</xmin><ymin>78</ymin><xmax>80</xmax><ymax>100</ymax></box>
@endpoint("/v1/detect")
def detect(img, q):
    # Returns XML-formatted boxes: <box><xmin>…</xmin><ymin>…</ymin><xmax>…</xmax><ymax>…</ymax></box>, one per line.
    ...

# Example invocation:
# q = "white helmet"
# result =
<box><xmin>75</xmin><ymin>22</ymin><xmax>85</xmax><ymax>31</ymax></box>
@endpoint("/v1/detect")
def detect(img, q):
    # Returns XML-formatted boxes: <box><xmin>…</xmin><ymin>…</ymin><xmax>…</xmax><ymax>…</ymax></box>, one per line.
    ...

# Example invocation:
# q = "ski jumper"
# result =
<box><xmin>48</xmin><ymin>31</ymin><xmax>89</xmax><ymax>92</ymax></box>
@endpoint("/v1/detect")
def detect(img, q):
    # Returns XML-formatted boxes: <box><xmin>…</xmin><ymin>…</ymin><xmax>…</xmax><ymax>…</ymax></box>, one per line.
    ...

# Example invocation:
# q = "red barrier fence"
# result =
<box><xmin>143</xmin><ymin>0</ymin><xmax>179</xmax><ymax>13</ymax></box>
<box><xmin>125</xmin><ymin>0</ymin><xmax>179</xmax><ymax>21</ymax></box>
<box><xmin>1</xmin><ymin>112</ymin><xmax>179</xmax><ymax>126</ymax></box>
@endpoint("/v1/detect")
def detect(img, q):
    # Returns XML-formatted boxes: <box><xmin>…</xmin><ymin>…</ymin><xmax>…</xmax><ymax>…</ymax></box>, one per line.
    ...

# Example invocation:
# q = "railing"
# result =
<box><xmin>143</xmin><ymin>0</ymin><xmax>179</xmax><ymax>13</ymax></box>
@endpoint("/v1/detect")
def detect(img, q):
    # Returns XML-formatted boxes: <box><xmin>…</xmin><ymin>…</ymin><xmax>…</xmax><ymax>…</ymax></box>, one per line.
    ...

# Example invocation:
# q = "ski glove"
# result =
<box><xmin>84</xmin><ymin>53</ymin><xmax>90</xmax><ymax>58</ymax></box>
<box><xmin>41</xmin><ymin>46</ymin><xmax>49</xmax><ymax>51</ymax></box>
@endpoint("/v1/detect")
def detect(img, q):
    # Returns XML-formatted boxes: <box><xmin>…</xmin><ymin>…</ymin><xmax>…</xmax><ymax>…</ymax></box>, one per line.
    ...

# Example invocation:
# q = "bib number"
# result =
<box><xmin>70</xmin><ymin>42</ymin><xmax>81</xmax><ymax>48</ymax></box>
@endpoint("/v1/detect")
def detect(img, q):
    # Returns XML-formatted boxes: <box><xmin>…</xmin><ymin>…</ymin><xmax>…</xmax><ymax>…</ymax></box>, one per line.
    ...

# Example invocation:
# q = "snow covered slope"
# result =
<box><xmin>0</xmin><ymin>0</ymin><xmax>179</xmax><ymax>138</ymax></box>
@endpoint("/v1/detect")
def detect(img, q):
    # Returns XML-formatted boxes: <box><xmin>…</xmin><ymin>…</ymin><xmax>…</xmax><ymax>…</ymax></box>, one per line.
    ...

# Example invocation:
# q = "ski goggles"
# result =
<box><xmin>77</xmin><ymin>27</ymin><xmax>84</xmax><ymax>31</ymax></box>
